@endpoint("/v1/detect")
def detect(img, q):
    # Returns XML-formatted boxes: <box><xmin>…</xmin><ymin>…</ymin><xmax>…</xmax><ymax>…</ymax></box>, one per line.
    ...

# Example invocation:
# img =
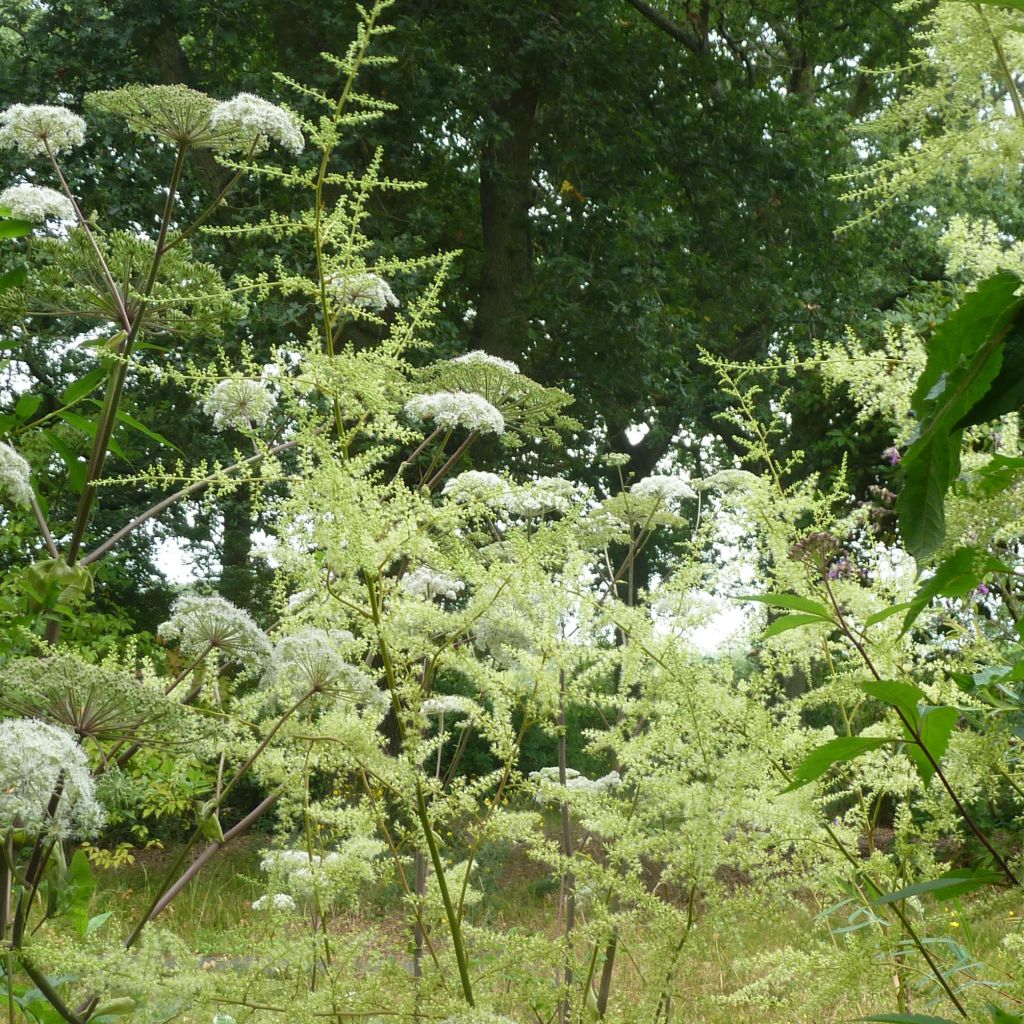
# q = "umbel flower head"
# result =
<box><xmin>203</xmin><ymin>378</ymin><xmax>276</xmax><ymax>431</ymax></box>
<box><xmin>209</xmin><ymin>93</ymin><xmax>304</xmax><ymax>154</ymax></box>
<box><xmin>158</xmin><ymin>594</ymin><xmax>271</xmax><ymax>672</ymax></box>
<box><xmin>452</xmin><ymin>350</ymin><xmax>520</xmax><ymax>374</ymax></box>
<box><xmin>0</xmin><ymin>441</ymin><xmax>33</xmax><ymax>508</ymax></box>
<box><xmin>326</xmin><ymin>271</ymin><xmax>399</xmax><ymax>312</ymax></box>
<box><xmin>404</xmin><ymin>391</ymin><xmax>505</xmax><ymax>435</ymax></box>
<box><xmin>442</xmin><ymin>470</ymin><xmax>512</xmax><ymax>507</ymax></box>
<box><xmin>0</xmin><ymin>104</ymin><xmax>86</xmax><ymax>155</ymax></box>
<box><xmin>0</xmin><ymin>183</ymin><xmax>74</xmax><ymax>222</ymax></box>
<box><xmin>263</xmin><ymin>627</ymin><xmax>373</xmax><ymax>701</ymax></box>
<box><xmin>400</xmin><ymin>566</ymin><xmax>466</xmax><ymax>603</ymax></box>
<box><xmin>630</xmin><ymin>475</ymin><xmax>696</xmax><ymax>503</ymax></box>
<box><xmin>0</xmin><ymin>719</ymin><xmax>105</xmax><ymax>838</ymax></box>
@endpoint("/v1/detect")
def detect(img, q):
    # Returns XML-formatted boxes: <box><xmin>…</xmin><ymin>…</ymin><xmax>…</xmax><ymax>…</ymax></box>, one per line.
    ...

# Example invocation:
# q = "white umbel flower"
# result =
<box><xmin>442</xmin><ymin>470</ymin><xmax>512</xmax><ymax>506</ymax></box>
<box><xmin>0</xmin><ymin>104</ymin><xmax>86</xmax><ymax>155</ymax></box>
<box><xmin>158</xmin><ymin>594</ymin><xmax>271</xmax><ymax>671</ymax></box>
<box><xmin>404</xmin><ymin>391</ymin><xmax>505</xmax><ymax>435</ymax></box>
<box><xmin>452</xmin><ymin>351</ymin><xmax>520</xmax><ymax>374</ymax></box>
<box><xmin>420</xmin><ymin>694</ymin><xmax>479</xmax><ymax>720</ymax></box>
<box><xmin>400</xmin><ymin>566</ymin><xmax>465</xmax><ymax>603</ymax></box>
<box><xmin>0</xmin><ymin>442</ymin><xmax>33</xmax><ymax>509</ymax></box>
<box><xmin>263</xmin><ymin>627</ymin><xmax>370</xmax><ymax>700</ymax></box>
<box><xmin>510</xmin><ymin>476</ymin><xmax>577</xmax><ymax>516</ymax></box>
<box><xmin>0</xmin><ymin>719</ymin><xmax>105</xmax><ymax>838</ymax></box>
<box><xmin>0</xmin><ymin>183</ymin><xmax>74</xmax><ymax>222</ymax></box>
<box><xmin>203</xmin><ymin>378</ymin><xmax>276</xmax><ymax>431</ymax></box>
<box><xmin>630</xmin><ymin>475</ymin><xmax>696</xmax><ymax>503</ymax></box>
<box><xmin>252</xmin><ymin>893</ymin><xmax>297</xmax><ymax>912</ymax></box>
<box><xmin>209</xmin><ymin>93</ymin><xmax>304</xmax><ymax>154</ymax></box>
<box><xmin>326</xmin><ymin>271</ymin><xmax>399</xmax><ymax>311</ymax></box>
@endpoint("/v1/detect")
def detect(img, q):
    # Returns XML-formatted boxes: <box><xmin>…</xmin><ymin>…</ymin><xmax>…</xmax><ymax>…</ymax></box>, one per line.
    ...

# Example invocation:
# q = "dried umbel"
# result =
<box><xmin>0</xmin><ymin>183</ymin><xmax>74</xmax><ymax>223</ymax></box>
<box><xmin>0</xmin><ymin>104</ymin><xmax>86</xmax><ymax>155</ymax></box>
<box><xmin>0</xmin><ymin>718</ymin><xmax>105</xmax><ymax>838</ymax></box>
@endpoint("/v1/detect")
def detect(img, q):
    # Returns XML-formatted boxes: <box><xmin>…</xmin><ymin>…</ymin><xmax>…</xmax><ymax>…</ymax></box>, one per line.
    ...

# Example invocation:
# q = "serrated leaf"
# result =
<box><xmin>739</xmin><ymin>593</ymin><xmax>833</xmax><ymax>618</ymax></box>
<box><xmin>15</xmin><ymin>392</ymin><xmax>42</xmax><ymax>421</ymax></box>
<box><xmin>763</xmin><ymin>612</ymin><xmax>832</xmax><ymax>638</ymax></box>
<box><xmin>897</xmin><ymin>430</ymin><xmax>959</xmax><ymax>561</ymax></box>
<box><xmin>956</xmin><ymin>319</ymin><xmax>1024</xmax><ymax>428</ymax></box>
<box><xmin>901</xmin><ymin>547</ymin><xmax>1010</xmax><ymax>634</ymax></box>
<box><xmin>859</xmin><ymin>679</ymin><xmax>925</xmax><ymax>729</ymax></box>
<box><xmin>864</xmin><ymin>603</ymin><xmax>913</xmax><ymax>627</ymax></box>
<box><xmin>782</xmin><ymin>736</ymin><xmax>891</xmax><ymax>792</ymax></box>
<box><xmin>872</xmin><ymin>868</ymin><xmax>1003</xmax><ymax>907</ymax></box>
<box><xmin>907</xmin><ymin>705</ymin><xmax>958</xmax><ymax>786</ymax></box>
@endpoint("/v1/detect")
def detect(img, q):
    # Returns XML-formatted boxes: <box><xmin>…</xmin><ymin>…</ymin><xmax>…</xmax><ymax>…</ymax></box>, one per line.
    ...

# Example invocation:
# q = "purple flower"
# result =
<box><xmin>975</xmin><ymin>583</ymin><xmax>991</xmax><ymax>597</ymax></box>
<box><xmin>882</xmin><ymin>447</ymin><xmax>901</xmax><ymax>466</ymax></box>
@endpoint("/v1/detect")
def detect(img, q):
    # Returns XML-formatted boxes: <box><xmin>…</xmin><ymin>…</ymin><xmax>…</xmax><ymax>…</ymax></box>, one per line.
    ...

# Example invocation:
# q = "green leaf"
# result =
<box><xmin>61</xmin><ymin>366</ymin><xmax>108</xmax><ymax>406</ymax></box>
<box><xmin>859</xmin><ymin>679</ymin><xmax>926</xmax><ymax>729</ymax></box>
<box><xmin>0</xmin><ymin>217</ymin><xmax>33</xmax><ymax>238</ymax></box>
<box><xmin>15</xmin><ymin>392</ymin><xmax>42</xmax><ymax>421</ymax></box>
<box><xmin>60</xmin><ymin>849</ymin><xmax>96</xmax><ymax>936</ymax></box>
<box><xmin>58</xmin><ymin>410</ymin><xmax>127</xmax><ymax>459</ymax></box>
<box><xmin>947</xmin><ymin>0</ymin><xmax>1024</xmax><ymax>9</ymax></box>
<box><xmin>114</xmin><ymin>407</ymin><xmax>181</xmax><ymax>452</ymax></box>
<box><xmin>988</xmin><ymin>1005</ymin><xmax>1024</xmax><ymax>1024</ymax></box>
<box><xmin>762</xmin><ymin>612</ymin><xmax>832</xmax><ymax>638</ymax></box>
<box><xmin>85</xmin><ymin>911</ymin><xmax>113</xmax><ymax>935</ymax></box>
<box><xmin>907</xmin><ymin>705</ymin><xmax>958</xmax><ymax>786</ymax></box>
<box><xmin>782</xmin><ymin>736</ymin><xmax>891</xmax><ymax>792</ymax></box>
<box><xmin>864</xmin><ymin>603</ymin><xmax>913</xmax><ymax>628</ymax></box>
<box><xmin>898</xmin><ymin>271</ymin><xmax>1024</xmax><ymax>559</ymax></box>
<box><xmin>973</xmin><ymin>454</ymin><xmax>1024</xmax><ymax>496</ymax></box>
<box><xmin>872</xmin><ymin>868</ymin><xmax>1003</xmax><ymax>906</ymax></box>
<box><xmin>901</xmin><ymin>547</ymin><xmax>1010</xmax><ymax>634</ymax></box>
<box><xmin>956</xmin><ymin>319</ymin><xmax>1024</xmax><ymax>428</ymax></box>
<box><xmin>0</xmin><ymin>264</ymin><xmax>27</xmax><ymax>291</ymax></box>
<box><xmin>739</xmin><ymin>593</ymin><xmax>833</xmax><ymax>618</ymax></box>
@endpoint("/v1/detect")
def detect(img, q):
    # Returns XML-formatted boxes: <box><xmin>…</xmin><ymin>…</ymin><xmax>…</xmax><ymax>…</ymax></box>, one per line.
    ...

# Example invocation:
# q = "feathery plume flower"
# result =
<box><xmin>400</xmin><ymin>566</ymin><xmax>466</xmax><ymax>603</ymax></box>
<box><xmin>209</xmin><ymin>93</ymin><xmax>304</xmax><ymax>154</ymax></box>
<box><xmin>0</xmin><ymin>719</ymin><xmax>105</xmax><ymax>838</ymax></box>
<box><xmin>0</xmin><ymin>183</ymin><xmax>74</xmax><ymax>222</ymax></box>
<box><xmin>630</xmin><ymin>475</ymin><xmax>696</xmax><ymax>503</ymax></box>
<box><xmin>158</xmin><ymin>594</ymin><xmax>271</xmax><ymax>671</ymax></box>
<box><xmin>452</xmin><ymin>350</ymin><xmax>520</xmax><ymax>374</ymax></box>
<box><xmin>202</xmin><ymin>378</ymin><xmax>276</xmax><ymax>431</ymax></box>
<box><xmin>404</xmin><ymin>391</ymin><xmax>505</xmax><ymax>435</ymax></box>
<box><xmin>0</xmin><ymin>104</ymin><xmax>86</xmax><ymax>155</ymax></box>
<box><xmin>326</xmin><ymin>271</ymin><xmax>399</xmax><ymax>311</ymax></box>
<box><xmin>0</xmin><ymin>441</ymin><xmax>33</xmax><ymax>508</ymax></box>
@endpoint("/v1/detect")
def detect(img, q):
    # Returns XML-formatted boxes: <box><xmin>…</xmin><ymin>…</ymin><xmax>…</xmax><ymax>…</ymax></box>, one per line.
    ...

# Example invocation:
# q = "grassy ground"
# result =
<box><xmin>86</xmin><ymin>837</ymin><xmax>1024</xmax><ymax>1024</ymax></box>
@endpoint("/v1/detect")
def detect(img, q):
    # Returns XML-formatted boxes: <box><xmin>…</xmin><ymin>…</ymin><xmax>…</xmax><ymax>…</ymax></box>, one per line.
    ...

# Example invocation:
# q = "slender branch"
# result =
<box><xmin>81</xmin><ymin>437</ymin><xmax>299</xmax><ymax>566</ymax></box>
<box><xmin>28</xmin><ymin>492</ymin><xmax>59</xmax><ymax>559</ymax></box>
<box><xmin>16</xmin><ymin>957</ymin><xmax>86</xmax><ymax>1024</ymax></box>
<box><xmin>622</xmin><ymin>0</ymin><xmax>702</xmax><ymax>51</ymax></box>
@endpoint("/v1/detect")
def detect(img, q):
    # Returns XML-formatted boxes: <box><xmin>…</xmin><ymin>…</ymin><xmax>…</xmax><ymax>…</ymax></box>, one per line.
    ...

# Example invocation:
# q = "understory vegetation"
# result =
<box><xmin>1</xmin><ymin>2</ymin><xmax>1023</xmax><ymax>1023</ymax></box>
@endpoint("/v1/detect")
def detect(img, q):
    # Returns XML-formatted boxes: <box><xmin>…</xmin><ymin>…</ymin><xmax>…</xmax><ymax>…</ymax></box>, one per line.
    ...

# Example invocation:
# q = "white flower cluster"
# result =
<box><xmin>260</xmin><ymin>838</ymin><xmax>384</xmax><ymax>900</ymax></box>
<box><xmin>472</xmin><ymin>614</ymin><xmax>532</xmax><ymax>666</ymax></box>
<box><xmin>326</xmin><ymin>271</ymin><xmax>399</xmax><ymax>312</ymax></box>
<box><xmin>209</xmin><ymin>93</ymin><xmax>304</xmax><ymax>154</ymax></box>
<box><xmin>630</xmin><ymin>475</ymin><xmax>696</xmax><ymax>503</ymax></box>
<box><xmin>400</xmin><ymin>566</ymin><xmax>466</xmax><ymax>603</ymax></box>
<box><xmin>0</xmin><ymin>104</ymin><xmax>86</xmax><ymax>155</ymax></box>
<box><xmin>252</xmin><ymin>892</ymin><xmax>296</xmax><ymax>912</ymax></box>
<box><xmin>511</xmin><ymin>476</ymin><xmax>577</xmax><ymax>516</ymax></box>
<box><xmin>699</xmin><ymin>469</ymin><xmax>758</xmax><ymax>493</ymax></box>
<box><xmin>202</xmin><ymin>378</ymin><xmax>276</xmax><ymax>431</ymax></box>
<box><xmin>529</xmin><ymin>766</ymin><xmax>622</xmax><ymax>803</ymax></box>
<box><xmin>420</xmin><ymin>694</ymin><xmax>479</xmax><ymax>720</ymax></box>
<box><xmin>452</xmin><ymin>350</ymin><xmax>520</xmax><ymax>374</ymax></box>
<box><xmin>443</xmin><ymin>470</ymin><xmax>512</xmax><ymax>507</ymax></box>
<box><xmin>0</xmin><ymin>183</ymin><xmax>74</xmax><ymax>222</ymax></box>
<box><xmin>0</xmin><ymin>719</ymin><xmax>105</xmax><ymax>838</ymax></box>
<box><xmin>0</xmin><ymin>441</ymin><xmax>33</xmax><ymax>508</ymax></box>
<box><xmin>158</xmin><ymin>594</ymin><xmax>271</xmax><ymax>671</ymax></box>
<box><xmin>404</xmin><ymin>391</ymin><xmax>505</xmax><ymax>435</ymax></box>
<box><xmin>263</xmin><ymin>627</ymin><xmax>372</xmax><ymax>702</ymax></box>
